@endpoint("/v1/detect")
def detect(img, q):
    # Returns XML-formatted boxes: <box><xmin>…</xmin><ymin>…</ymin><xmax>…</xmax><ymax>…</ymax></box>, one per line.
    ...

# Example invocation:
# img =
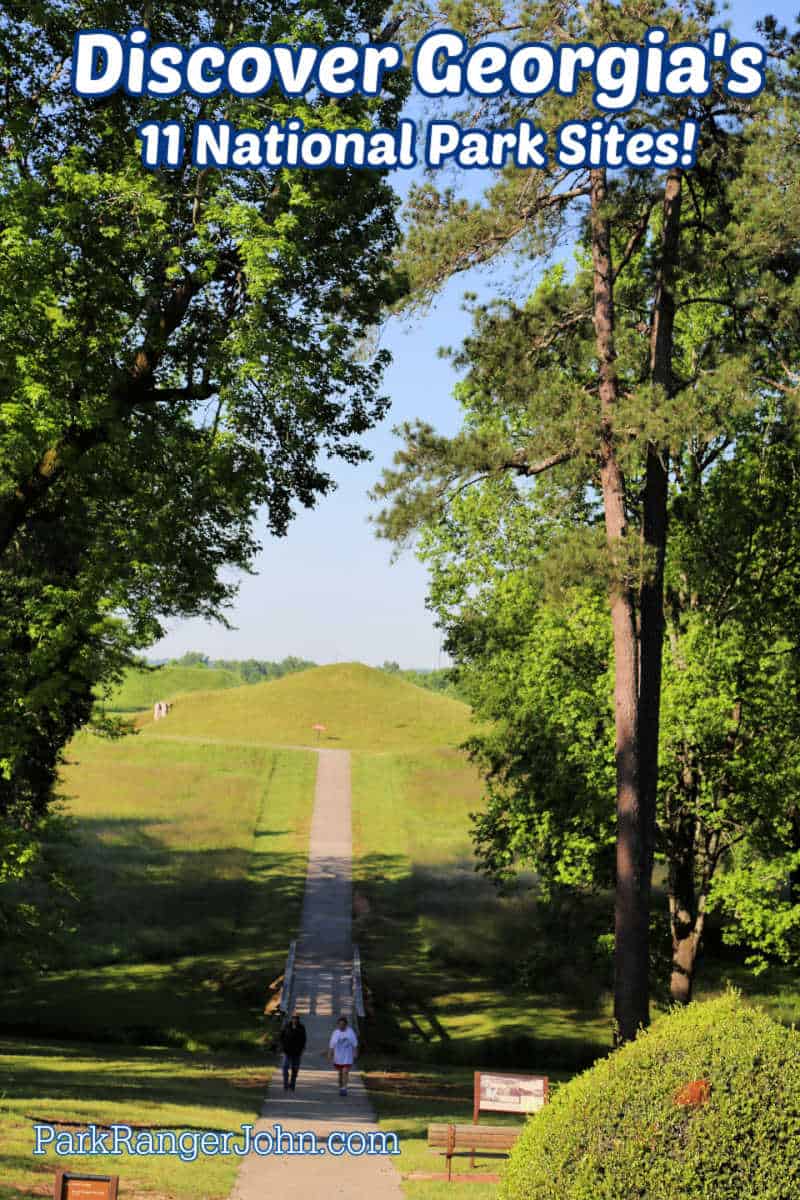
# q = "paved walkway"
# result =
<box><xmin>231</xmin><ymin>749</ymin><xmax>402</xmax><ymax>1200</ymax></box>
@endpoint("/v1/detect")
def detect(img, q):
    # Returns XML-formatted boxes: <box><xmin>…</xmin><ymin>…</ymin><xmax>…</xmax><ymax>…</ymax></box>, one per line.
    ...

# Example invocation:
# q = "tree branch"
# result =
<box><xmin>612</xmin><ymin>197</ymin><xmax>659</xmax><ymax>284</ymax></box>
<box><xmin>504</xmin><ymin>448</ymin><xmax>575</xmax><ymax>476</ymax></box>
<box><xmin>0</xmin><ymin>268</ymin><xmax>212</xmax><ymax>555</ymax></box>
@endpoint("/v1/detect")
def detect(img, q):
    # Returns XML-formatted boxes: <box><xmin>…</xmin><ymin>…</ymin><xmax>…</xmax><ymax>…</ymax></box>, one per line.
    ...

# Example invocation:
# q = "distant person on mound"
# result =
<box><xmin>327</xmin><ymin>1015</ymin><xmax>358</xmax><ymax>1096</ymax></box>
<box><xmin>280</xmin><ymin>1013</ymin><xmax>307</xmax><ymax>1091</ymax></box>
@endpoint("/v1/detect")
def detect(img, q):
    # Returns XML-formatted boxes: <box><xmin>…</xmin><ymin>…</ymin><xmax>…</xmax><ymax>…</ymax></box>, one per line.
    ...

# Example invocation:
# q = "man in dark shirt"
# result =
<box><xmin>280</xmin><ymin>1012</ymin><xmax>307</xmax><ymax>1091</ymax></box>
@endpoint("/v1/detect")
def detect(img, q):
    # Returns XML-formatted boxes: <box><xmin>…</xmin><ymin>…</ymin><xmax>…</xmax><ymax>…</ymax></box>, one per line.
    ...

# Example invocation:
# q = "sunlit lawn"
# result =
<box><xmin>3</xmin><ymin>666</ymin><xmax>798</xmax><ymax>1200</ymax></box>
<box><xmin>351</xmin><ymin>747</ymin><xmax>800</xmax><ymax>1081</ymax></box>
<box><xmin>103</xmin><ymin>664</ymin><xmax>242</xmax><ymax>711</ymax></box>
<box><xmin>0</xmin><ymin>737</ymin><xmax>316</xmax><ymax>1051</ymax></box>
<box><xmin>143</xmin><ymin>662</ymin><xmax>476</xmax><ymax>752</ymax></box>
<box><xmin>351</xmin><ymin>750</ymin><xmax>614</xmax><ymax>1071</ymax></box>
<box><xmin>0</xmin><ymin>1038</ymin><xmax>268</xmax><ymax>1200</ymax></box>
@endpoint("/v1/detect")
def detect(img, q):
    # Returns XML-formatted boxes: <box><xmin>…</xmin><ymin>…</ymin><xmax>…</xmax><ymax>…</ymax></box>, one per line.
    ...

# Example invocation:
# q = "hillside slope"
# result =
<box><xmin>143</xmin><ymin>662</ymin><xmax>475</xmax><ymax>751</ymax></box>
<box><xmin>104</xmin><ymin>664</ymin><xmax>241</xmax><ymax>711</ymax></box>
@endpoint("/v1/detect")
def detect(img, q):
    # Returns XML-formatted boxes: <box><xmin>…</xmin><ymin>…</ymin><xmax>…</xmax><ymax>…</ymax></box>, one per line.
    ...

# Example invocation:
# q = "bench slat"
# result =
<box><xmin>428</xmin><ymin>1123</ymin><xmax>521</xmax><ymax>1151</ymax></box>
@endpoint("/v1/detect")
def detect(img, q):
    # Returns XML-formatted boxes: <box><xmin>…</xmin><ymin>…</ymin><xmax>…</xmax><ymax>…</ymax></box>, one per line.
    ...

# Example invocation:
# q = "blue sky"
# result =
<box><xmin>152</xmin><ymin>2</ymin><xmax>796</xmax><ymax>669</ymax></box>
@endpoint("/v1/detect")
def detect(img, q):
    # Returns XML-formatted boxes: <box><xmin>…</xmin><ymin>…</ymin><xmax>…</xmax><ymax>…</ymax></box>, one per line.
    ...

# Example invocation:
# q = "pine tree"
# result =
<box><xmin>375</xmin><ymin>2</ymin><xmax>799</xmax><ymax>1039</ymax></box>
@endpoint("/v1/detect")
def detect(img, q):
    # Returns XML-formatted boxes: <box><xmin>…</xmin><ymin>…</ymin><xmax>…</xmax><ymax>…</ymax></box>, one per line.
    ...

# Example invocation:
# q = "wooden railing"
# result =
<box><xmin>352</xmin><ymin>943</ymin><xmax>366</xmax><ymax>1030</ymax></box>
<box><xmin>279</xmin><ymin>940</ymin><xmax>297</xmax><ymax>1017</ymax></box>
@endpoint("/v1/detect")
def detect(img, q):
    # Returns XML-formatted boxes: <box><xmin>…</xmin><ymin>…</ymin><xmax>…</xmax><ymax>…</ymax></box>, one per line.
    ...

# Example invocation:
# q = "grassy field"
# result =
<box><xmin>102</xmin><ymin>664</ymin><xmax>243</xmax><ymax>712</ymax></box>
<box><xmin>0</xmin><ymin>1039</ymin><xmax>268</xmax><ymax>1200</ymax></box>
<box><xmin>350</xmin><ymin>736</ymin><xmax>800</xmax><ymax>1200</ymax></box>
<box><xmin>143</xmin><ymin>662</ymin><xmax>476</xmax><ymax>751</ymax></box>
<box><xmin>0</xmin><ymin>666</ymin><xmax>478</xmax><ymax>1198</ymax></box>
<box><xmin>352</xmin><ymin>750</ymin><xmax>614</xmax><ymax>1074</ymax></box>
<box><xmin>1</xmin><ymin>722</ymin><xmax>317</xmax><ymax>1198</ymax></box>
<box><xmin>0</xmin><ymin>736</ymin><xmax>316</xmax><ymax>1050</ymax></box>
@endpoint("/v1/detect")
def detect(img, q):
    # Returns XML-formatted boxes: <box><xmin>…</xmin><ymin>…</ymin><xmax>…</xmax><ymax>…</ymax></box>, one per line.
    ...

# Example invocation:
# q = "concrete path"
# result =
<box><xmin>231</xmin><ymin>749</ymin><xmax>402</xmax><ymax>1200</ymax></box>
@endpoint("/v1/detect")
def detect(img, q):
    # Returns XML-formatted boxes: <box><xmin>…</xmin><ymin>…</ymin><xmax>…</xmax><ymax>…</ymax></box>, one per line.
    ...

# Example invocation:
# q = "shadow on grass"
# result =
<box><xmin>1</xmin><ymin>1047</ymin><xmax>268</xmax><ymax>1118</ymax></box>
<box><xmin>0</xmin><ymin>1156</ymin><xmax>56</xmax><ymax>1192</ymax></box>
<box><xmin>49</xmin><ymin>815</ymin><xmax>306</xmax><ymax>962</ymax></box>
<box><xmin>5</xmin><ymin>822</ymin><xmax>612</xmax><ymax>1081</ymax></box>
<box><xmin>352</xmin><ymin>853</ymin><xmax>615</xmax><ymax>1074</ymax></box>
<box><xmin>0</xmin><ymin>814</ymin><xmax>311</xmax><ymax>1053</ymax></box>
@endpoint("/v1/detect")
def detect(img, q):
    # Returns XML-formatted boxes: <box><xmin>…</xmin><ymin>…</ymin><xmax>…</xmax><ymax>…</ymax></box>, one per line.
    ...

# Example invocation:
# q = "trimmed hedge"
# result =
<box><xmin>501</xmin><ymin>993</ymin><xmax>800</xmax><ymax>1200</ymax></box>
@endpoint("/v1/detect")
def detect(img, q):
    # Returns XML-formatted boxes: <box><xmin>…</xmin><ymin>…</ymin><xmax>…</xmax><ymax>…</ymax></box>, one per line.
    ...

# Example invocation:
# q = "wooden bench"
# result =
<box><xmin>427</xmin><ymin>1123</ymin><xmax>522</xmax><ymax>1180</ymax></box>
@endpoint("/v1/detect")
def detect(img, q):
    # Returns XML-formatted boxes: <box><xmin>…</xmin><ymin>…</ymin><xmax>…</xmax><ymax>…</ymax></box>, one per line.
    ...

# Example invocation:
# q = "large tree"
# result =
<box><xmin>0</xmin><ymin>2</ymin><xmax>406</xmax><ymax>782</ymax></box>
<box><xmin>411</xmin><ymin>412</ymin><xmax>800</xmax><ymax>1005</ymax></box>
<box><xmin>375</xmin><ymin>2</ymin><xmax>800</xmax><ymax>1038</ymax></box>
<box><xmin>0</xmin><ymin>0</ymin><xmax>408</xmax><ymax>932</ymax></box>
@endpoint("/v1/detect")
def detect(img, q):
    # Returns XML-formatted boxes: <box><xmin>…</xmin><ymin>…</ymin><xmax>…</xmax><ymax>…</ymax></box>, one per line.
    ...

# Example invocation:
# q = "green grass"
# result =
<box><xmin>102</xmin><ymin>664</ymin><xmax>242</xmax><ymax>712</ymax></box>
<box><xmin>0</xmin><ymin>736</ymin><xmax>316</xmax><ymax>1051</ymax></box>
<box><xmin>352</xmin><ymin>750</ymin><xmax>614</xmax><ymax>1074</ymax></box>
<box><xmin>143</xmin><ymin>662</ymin><xmax>476</xmax><ymax>751</ymax></box>
<box><xmin>693</xmin><ymin>958</ymin><xmax>800</xmax><ymax>1025</ymax></box>
<box><xmin>351</xmin><ymin>746</ymin><xmax>800</xmax><ymax>1076</ymax></box>
<box><xmin>0</xmin><ymin>665</ymin><xmax>481</xmax><ymax>1197</ymax></box>
<box><xmin>0</xmin><ymin>1038</ymin><xmax>268</xmax><ymax>1200</ymax></box>
<box><xmin>1</xmin><ymin>704</ymin><xmax>322</xmax><ymax>1197</ymax></box>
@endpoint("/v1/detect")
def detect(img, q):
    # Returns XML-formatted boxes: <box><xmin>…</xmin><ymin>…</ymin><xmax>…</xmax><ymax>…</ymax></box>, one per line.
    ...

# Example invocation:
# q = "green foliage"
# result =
<box><xmin>501</xmin><ymin>993</ymin><xmax>800</xmax><ymax>1200</ymax></box>
<box><xmin>210</xmin><ymin>655</ymin><xmax>317</xmax><ymax>684</ymax></box>
<box><xmin>0</xmin><ymin>1</ymin><xmax>407</xmax><ymax>862</ymax></box>
<box><xmin>429</xmin><ymin>426</ymin><xmax>800</xmax><ymax>987</ymax></box>
<box><xmin>173</xmin><ymin>652</ymin><xmax>212</xmax><ymax>669</ymax></box>
<box><xmin>0</xmin><ymin>807</ymin><xmax>78</xmax><ymax>978</ymax></box>
<box><xmin>103</xmin><ymin>655</ymin><xmax>318</xmax><ymax>709</ymax></box>
<box><xmin>399</xmin><ymin>667</ymin><xmax>467</xmax><ymax>701</ymax></box>
<box><xmin>375</xmin><ymin>1</ymin><xmax>800</xmax><ymax>1012</ymax></box>
<box><xmin>466</xmin><ymin>583</ymin><xmax>616</xmax><ymax>894</ymax></box>
<box><xmin>711</xmin><ymin>846</ymin><xmax>800</xmax><ymax>974</ymax></box>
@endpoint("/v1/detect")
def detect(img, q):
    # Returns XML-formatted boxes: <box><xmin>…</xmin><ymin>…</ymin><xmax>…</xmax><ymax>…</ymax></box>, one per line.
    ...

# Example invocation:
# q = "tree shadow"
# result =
<box><xmin>2</xmin><ymin>812</ymin><xmax>610</xmax><ymax>1088</ymax></box>
<box><xmin>352</xmin><ymin>853</ymin><xmax>612</xmax><ymax>1072</ymax></box>
<box><xmin>0</xmin><ymin>811</ymin><xmax>311</xmax><ymax>1054</ymax></box>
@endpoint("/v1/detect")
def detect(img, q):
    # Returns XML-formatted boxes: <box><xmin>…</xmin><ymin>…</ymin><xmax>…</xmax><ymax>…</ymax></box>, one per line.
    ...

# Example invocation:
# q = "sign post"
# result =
<box><xmin>472</xmin><ymin>1072</ymin><xmax>549</xmax><ymax>1168</ymax></box>
<box><xmin>53</xmin><ymin>1172</ymin><xmax>119</xmax><ymax>1200</ymax></box>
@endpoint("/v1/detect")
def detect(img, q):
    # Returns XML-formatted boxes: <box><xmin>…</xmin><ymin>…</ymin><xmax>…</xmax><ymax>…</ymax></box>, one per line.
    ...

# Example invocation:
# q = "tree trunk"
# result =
<box><xmin>670</xmin><ymin>919</ymin><xmax>700</xmax><ymax>1005</ymax></box>
<box><xmin>590</xmin><ymin>167</ymin><xmax>649</xmax><ymax>1044</ymax></box>
<box><xmin>668</xmin><ymin>807</ymin><xmax>701</xmax><ymax>1005</ymax></box>
<box><xmin>639</xmin><ymin>168</ymin><xmax>683</xmax><ymax>912</ymax></box>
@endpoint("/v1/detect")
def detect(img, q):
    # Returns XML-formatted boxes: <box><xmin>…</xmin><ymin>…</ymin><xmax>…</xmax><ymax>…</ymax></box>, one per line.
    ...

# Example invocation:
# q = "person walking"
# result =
<box><xmin>280</xmin><ymin>1012</ymin><xmax>307</xmax><ymax>1091</ymax></box>
<box><xmin>327</xmin><ymin>1014</ymin><xmax>358</xmax><ymax>1096</ymax></box>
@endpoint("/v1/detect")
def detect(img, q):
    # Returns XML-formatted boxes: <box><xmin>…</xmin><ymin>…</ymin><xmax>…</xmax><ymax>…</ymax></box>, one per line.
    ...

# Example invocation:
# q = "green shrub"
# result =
<box><xmin>502</xmin><ymin>993</ymin><xmax>800</xmax><ymax>1200</ymax></box>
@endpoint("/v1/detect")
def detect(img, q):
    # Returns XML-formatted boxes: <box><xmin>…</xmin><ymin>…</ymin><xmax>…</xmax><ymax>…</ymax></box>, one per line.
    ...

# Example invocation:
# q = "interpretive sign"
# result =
<box><xmin>53</xmin><ymin>1172</ymin><xmax>119</xmax><ymax>1200</ymax></box>
<box><xmin>473</xmin><ymin>1072</ymin><xmax>549</xmax><ymax>1120</ymax></box>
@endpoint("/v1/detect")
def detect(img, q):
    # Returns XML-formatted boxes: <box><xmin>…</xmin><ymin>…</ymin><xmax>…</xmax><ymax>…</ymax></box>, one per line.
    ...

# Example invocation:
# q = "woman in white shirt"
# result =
<box><xmin>327</xmin><ymin>1015</ymin><xmax>358</xmax><ymax>1096</ymax></box>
